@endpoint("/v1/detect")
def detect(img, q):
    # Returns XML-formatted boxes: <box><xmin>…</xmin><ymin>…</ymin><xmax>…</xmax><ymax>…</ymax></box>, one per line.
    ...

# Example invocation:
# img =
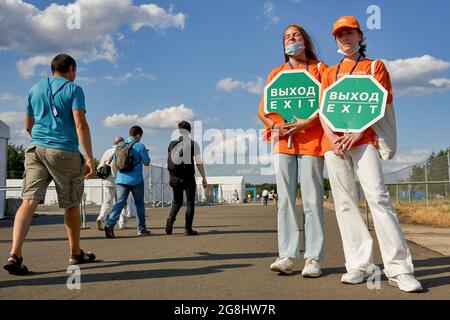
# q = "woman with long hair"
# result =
<box><xmin>257</xmin><ymin>24</ymin><xmax>328</xmax><ymax>277</ymax></box>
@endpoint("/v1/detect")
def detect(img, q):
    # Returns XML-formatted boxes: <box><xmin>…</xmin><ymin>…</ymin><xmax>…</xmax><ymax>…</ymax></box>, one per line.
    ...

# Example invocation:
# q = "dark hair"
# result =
<box><xmin>283</xmin><ymin>24</ymin><xmax>318</xmax><ymax>62</ymax></box>
<box><xmin>51</xmin><ymin>54</ymin><xmax>77</xmax><ymax>74</ymax></box>
<box><xmin>178</xmin><ymin>121</ymin><xmax>191</xmax><ymax>133</ymax></box>
<box><xmin>129</xmin><ymin>126</ymin><xmax>143</xmax><ymax>137</ymax></box>
<box><xmin>357</xmin><ymin>30</ymin><xmax>367</xmax><ymax>58</ymax></box>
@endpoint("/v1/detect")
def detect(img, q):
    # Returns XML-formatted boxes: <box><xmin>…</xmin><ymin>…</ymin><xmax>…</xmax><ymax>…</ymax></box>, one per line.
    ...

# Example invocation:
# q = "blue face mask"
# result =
<box><xmin>337</xmin><ymin>43</ymin><xmax>360</xmax><ymax>56</ymax></box>
<box><xmin>285</xmin><ymin>42</ymin><xmax>305</xmax><ymax>56</ymax></box>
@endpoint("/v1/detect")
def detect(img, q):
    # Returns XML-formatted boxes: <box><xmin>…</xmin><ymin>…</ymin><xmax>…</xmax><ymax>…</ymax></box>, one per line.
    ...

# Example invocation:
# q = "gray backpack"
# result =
<box><xmin>115</xmin><ymin>141</ymin><xmax>137</xmax><ymax>172</ymax></box>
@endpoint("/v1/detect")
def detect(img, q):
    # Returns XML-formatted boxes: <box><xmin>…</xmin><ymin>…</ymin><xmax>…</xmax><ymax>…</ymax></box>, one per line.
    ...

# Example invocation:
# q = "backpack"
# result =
<box><xmin>167</xmin><ymin>138</ymin><xmax>195</xmax><ymax>176</ymax></box>
<box><xmin>115</xmin><ymin>141</ymin><xmax>137</xmax><ymax>172</ymax></box>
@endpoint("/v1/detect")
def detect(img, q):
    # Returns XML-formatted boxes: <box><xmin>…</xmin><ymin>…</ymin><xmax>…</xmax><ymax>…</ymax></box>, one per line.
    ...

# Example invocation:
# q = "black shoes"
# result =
<box><xmin>166</xmin><ymin>217</ymin><xmax>198</xmax><ymax>236</ymax></box>
<box><xmin>185</xmin><ymin>229</ymin><xmax>198</xmax><ymax>236</ymax></box>
<box><xmin>165</xmin><ymin>217</ymin><xmax>175</xmax><ymax>235</ymax></box>
<box><xmin>104</xmin><ymin>225</ymin><xmax>115</xmax><ymax>238</ymax></box>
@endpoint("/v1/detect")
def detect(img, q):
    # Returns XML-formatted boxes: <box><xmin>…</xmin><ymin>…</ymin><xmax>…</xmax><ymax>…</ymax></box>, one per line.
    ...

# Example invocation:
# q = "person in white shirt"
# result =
<box><xmin>262</xmin><ymin>189</ymin><xmax>269</xmax><ymax>206</ymax></box>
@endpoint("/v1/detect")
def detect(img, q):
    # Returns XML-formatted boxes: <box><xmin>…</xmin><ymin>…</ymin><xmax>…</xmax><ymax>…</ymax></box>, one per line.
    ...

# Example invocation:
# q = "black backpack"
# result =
<box><xmin>96</xmin><ymin>152</ymin><xmax>114</xmax><ymax>179</ymax></box>
<box><xmin>115</xmin><ymin>141</ymin><xmax>137</xmax><ymax>172</ymax></box>
<box><xmin>167</xmin><ymin>138</ymin><xmax>195</xmax><ymax>176</ymax></box>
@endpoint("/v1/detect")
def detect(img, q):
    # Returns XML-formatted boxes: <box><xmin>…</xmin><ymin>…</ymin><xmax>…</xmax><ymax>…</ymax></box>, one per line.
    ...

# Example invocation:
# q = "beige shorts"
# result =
<box><xmin>21</xmin><ymin>145</ymin><xmax>85</xmax><ymax>208</ymax></box>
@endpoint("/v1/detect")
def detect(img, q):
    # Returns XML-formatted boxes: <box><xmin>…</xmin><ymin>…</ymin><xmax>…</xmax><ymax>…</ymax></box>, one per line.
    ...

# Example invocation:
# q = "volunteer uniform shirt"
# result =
<box><xmin>259</xmin><ymin>60</ymin><xmax>328</xmax><ymax>156</ymax></box>
<box><xmin>26</xmin><ymin>77</ymin><xmax>86</xmax><ymax>153</ymax></box>
<box><xmin>320</xmin><ymin>59</ymin><xmax>393</xmax><ymax>153</ymax></box>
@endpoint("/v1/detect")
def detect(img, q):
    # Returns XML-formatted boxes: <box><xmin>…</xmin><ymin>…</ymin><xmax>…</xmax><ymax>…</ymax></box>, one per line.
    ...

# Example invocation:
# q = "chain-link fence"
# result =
<box><xmin>354</xmin><ymin>150</ymin><xmax>450</xmax><ymax>204</ymax></box>
<box><xmin>2</xmin><ymin>164</ymin><xmax>246</xmax><ymax>216</ymax></box>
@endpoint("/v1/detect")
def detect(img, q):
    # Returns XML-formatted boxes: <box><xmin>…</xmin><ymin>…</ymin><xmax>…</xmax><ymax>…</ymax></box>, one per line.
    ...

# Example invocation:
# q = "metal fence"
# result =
<box><xmin>354</xmin><ymin>150</ymin><xmax>450</xmax><ymax>205</ymax></box>
<box><xmin>3</xmin><ymin>165</ymin><xmax>245</xmax><ymax>213</ymax></box>
<box><xmin>383</xmin><ymin>151</ymin><xmax>450</xmax><ymax>204</ymax></box>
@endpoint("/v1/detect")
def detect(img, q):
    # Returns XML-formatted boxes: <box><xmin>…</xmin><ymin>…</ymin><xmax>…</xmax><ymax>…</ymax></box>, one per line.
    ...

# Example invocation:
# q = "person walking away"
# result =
<box><xmin>4</xmin><ymin>53</ymin><xmax>95</xmax><ymax>275</ymax></box>
<box><xmin>104</xmin><ymin>126</ymin><xmax>150</xmax><ymax>238</ymax></box>
<box><xmin>165</xmin><ymin>121</ymin><xmax>208</xmax><ymax>236</ymax></box>
<box><xmin>96</xmin><ymin>136</ymin><xmax>137</xmax><ymax>231</ymax></box>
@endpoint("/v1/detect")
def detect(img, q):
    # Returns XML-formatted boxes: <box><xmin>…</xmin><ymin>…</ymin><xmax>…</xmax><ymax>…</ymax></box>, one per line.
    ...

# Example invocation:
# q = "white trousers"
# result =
<box><xmin>97</xmin><ymin>185</ymin><xmax>136</xmax><ymax>227</ymax></box>
<box><xmin>324</xmin><ymin>144</ymin><xmax>414</xmax><ymax>278</ymax></box>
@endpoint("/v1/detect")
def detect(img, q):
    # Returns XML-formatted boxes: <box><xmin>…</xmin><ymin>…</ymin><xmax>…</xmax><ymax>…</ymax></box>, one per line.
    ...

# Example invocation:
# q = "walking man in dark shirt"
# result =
<box><xmin>166</xmin><ymin>121</ymin><xmax>207</xmax><ymax>236</ymax></box>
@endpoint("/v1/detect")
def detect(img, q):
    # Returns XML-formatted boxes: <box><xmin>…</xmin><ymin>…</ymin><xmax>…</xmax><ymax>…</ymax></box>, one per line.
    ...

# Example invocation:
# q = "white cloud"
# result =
<box><xmin>0</xmin><ymin>112</ymin><xmax>24</xmax><ymax>127</ymax></box>
<box><xmin>103</xmin><ymin>113</ymin><xmax>139</xmax><ymax>128</ymax></box>
<box><xmin>216</xmin><ymin>77</ymin><xmax>265</xmax><ymax>95</ymax></box>
<box><xmin>0</xmin><ymin>0</ymin><xmax>186</xmax><ymax>78</ymax></box>
<box><xmin>103</xmin><ymin>104</ymin><xmax>195</xmax><ymax>130</ymax></box>
<box><xmin>76</xmin><ymin>76</ymin><xmax>97</xmax><ymax>84</ymax></box>
<box><xmin>263</xmin><ymin>2</ymin><xmax>280</xmax><ymax>29</ymax></box>
<box><xmin>256</xmin><ymin>153</ymin><xmax>272</xmax><ymax>165</ymax></box>
<box><xmin>429</xmin><ymin>78</ymin><xmax>450</xmax><ymax>88</ymax></box>
<box><xmin>383</xmin><ymin>148</ymin><xmax>431</xmax><ymax>174</ymax></box>
<box><xmin>104</xmin><ymin>73</ymin><xmax>134</xmax><ymax>85</ymax></box>
<box><xmin>104</xmin><ymin>68</ymin><xmax>155</xmax><ymax>85</ymax></box>
<box><xmin>236</xmin><ymin>167</ymin><xmax>259</xmax><ymax>176</ymax></box>
<box><xmin>16</xmin><ymin>55</ymin><xmax>53</xmax><ymax>79</ymax></box>
<box><xmin>206</xmin><ymin>131</ymin><xmax>258</xmax><ymax>158</ymax></box>
<box><xmin>202</xmin><ymin>117</ymin><xmax>220</xmax><ymax>125</ymax></box>
<box><xmin>384</xmin><ymin>55</ymin><xmax>450</xmax><ymax>96</ymax></box>
<box><xmin>0</xmin><ymin>111</ymin><xmax>29</xmax><ymax>146</ymax></box>
<box><xmin>0</xmin><ymin>92</ymin><xmax>26</xmax><ymax>108</ymax></box>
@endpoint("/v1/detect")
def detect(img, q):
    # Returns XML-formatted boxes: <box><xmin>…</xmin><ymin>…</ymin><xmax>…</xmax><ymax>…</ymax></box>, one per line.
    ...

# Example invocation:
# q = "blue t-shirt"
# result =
<box><xmin>26</xmin><ymin>77</ymin><xmax>86</xmax><ymax>152</ymax></box>
<box><xmin>115</xmin><ymin>137</ymin><xmax>151</xmax><ymax>186</ymax></box>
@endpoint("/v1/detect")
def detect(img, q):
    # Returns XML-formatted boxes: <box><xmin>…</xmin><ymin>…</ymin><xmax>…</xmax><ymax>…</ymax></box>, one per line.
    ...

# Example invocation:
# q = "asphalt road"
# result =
<box><xmin>0</xmin><ymin>204</ymin><xmax>449</xmax><ymax>300</ymax></box>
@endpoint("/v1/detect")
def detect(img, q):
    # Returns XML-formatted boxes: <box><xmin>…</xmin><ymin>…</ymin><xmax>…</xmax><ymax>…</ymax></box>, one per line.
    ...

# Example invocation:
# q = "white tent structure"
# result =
<box><xmin>196</xmin><ymin>176</ymin><xmax>245</xmax><ymax>204</ymax></box>
<box><xmin>0</xmin><ymin>121</ymin><xmax>10</xmax><ymax>219</ymax></box>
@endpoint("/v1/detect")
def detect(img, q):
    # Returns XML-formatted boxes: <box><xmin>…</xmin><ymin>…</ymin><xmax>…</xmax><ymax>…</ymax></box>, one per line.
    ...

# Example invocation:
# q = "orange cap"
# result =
<box><xmin>332</xmin><ymin>16</ymin><xmax>361</xmax><ymax>36</ymax></box>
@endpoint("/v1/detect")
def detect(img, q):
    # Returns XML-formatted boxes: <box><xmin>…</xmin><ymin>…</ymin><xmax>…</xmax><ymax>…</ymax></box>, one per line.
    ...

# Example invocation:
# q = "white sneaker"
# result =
<box><xmin>389</xmin><ymin>274</ymin><xmax>423</xmax><ymax>292</ymax></box>
<box><xmin>270</xmin><ymin>257</ymin><xmax>294</xmax><ymax>274</ymax></box>
<box><xmin>302</xmin><ymin>259</ymin><xmax>321</xmax><ymax>278</ymax></box>
<box><xmin>341</xmin><ymin>270</ymin><xmax>370</xmax><ymax>284</ymax></box>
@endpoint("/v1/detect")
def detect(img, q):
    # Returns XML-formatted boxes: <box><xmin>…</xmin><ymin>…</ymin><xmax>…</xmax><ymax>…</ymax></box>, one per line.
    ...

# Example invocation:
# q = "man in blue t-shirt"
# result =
<box><xmin>104</xmin><ymin>126</ymin><xmax>151</xmax><ymax>238</ymax></box>
<box><xmin>3</xmin><ymin>54</ymin><xmax>96</xmax><ymax>276</ymax></box>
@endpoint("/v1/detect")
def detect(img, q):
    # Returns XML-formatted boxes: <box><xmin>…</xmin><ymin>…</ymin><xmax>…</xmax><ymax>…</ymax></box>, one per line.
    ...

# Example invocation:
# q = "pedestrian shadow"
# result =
<box><xmin>192</xmin><ymin>229</ymin><xmax>277</xmax><ymax>236</ymax></box>
<box><xmin>150</xmin><ymin>225</ymin><xmax>240</xmax><ymax>230</ymax></box>
<box><xmin>412</xmin><ymin>256</ymin><xmax>450</xmax><ymax>289</ymax></box>
<box><xmin>319</xmin><ymin>266</ymin><xmax>347</xmax><ymax>277</ymax></box>
<box><xmin>13</xmin><ymin>251</ymin><xmax>279</xmax><ymax>275</ymax></box>
<box><xmin>81</xmin><ymin>251</ymin><xmax>279</xmax><ymax>272</ymax></box>
<box><xmin>0</xmin><ymin>236</ymin><xmax>108</xmax><ymax>244</ymax></box>
<box><xmin>0</xmin><ymin>263</ymin><xmax>252</xmax><ymax>288</ymax></box>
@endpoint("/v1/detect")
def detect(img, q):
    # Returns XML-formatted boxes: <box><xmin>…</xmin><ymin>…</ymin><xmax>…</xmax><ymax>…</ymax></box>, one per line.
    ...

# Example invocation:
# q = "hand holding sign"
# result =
<box><xmin>285</xmin><ymin>116</ymin><xmax>312</xmax><ymax>137</ymax></box>
<box><xmin>320</xmin><ymin>75</ymin><xmax>388</xmax><ymax>133</ymax></box>
<box><xmin>264</xmin><ymin>70</ymin><xmax>321</xmax><ymax>149</ymax></box>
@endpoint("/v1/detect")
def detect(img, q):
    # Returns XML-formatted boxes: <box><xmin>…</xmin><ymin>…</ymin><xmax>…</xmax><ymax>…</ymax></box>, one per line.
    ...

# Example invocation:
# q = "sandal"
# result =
<box><xmin>69</xmin><ymin>249</ymin><xmax>96</xmax><ymax>265</ymax></box>
<box><xmin>3</xmin><ymin>254</ymin><xmax>30</xmax><ymax>275</ymax></box>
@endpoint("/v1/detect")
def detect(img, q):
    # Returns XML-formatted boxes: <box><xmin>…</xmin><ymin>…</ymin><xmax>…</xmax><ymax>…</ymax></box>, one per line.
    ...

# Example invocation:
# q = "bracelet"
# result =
<box><xmin>271</xmin><ymin>122</ymin><xmax>277</xmax><ymax>129</ymax></box>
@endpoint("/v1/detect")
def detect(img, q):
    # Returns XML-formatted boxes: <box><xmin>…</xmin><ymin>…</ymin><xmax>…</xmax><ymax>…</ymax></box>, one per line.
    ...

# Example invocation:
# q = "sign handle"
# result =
<box><xmin>287</xmin><ymin>136</ymin><xmax>292</xmax><ymax>149</ymax></box>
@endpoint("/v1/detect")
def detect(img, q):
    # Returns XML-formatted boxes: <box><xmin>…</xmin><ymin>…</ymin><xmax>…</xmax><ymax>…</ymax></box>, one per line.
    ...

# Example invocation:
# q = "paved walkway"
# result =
<box><xmin>0</xmin><ymin>205</ymin><xmax>449</xmax><ymax>299</ymax></box>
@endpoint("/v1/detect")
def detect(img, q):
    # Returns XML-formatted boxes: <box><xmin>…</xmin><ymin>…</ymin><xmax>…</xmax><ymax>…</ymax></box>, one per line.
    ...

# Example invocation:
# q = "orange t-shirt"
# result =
<box><xmin>320</xmin><ymin>59</ymin><xmax>394</xmax><ymax>153</ymax></box>
<box><xmin>259</xmin><ymin>60</ymin><xmax>328</xmax><ymax>155</ymax></box>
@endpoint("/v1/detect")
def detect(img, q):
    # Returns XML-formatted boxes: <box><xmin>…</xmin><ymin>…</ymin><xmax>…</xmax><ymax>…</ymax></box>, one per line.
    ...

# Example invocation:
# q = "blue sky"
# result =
<box><xmin>1</xmin><ymin>0</ymin><xmax>449</xmax><ymax>183</ymax></box>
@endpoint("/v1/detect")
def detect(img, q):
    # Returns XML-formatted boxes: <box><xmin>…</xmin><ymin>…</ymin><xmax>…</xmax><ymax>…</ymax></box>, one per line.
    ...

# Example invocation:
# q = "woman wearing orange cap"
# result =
<box><xmin>257</xmin><ymin>24</ymin><xmax>328</xmax><ymax>277</ymax></box>
<box><xmin>319</xmin><ymin>16</ymin><xmax>422</xmax><ymax>292</ymax></box>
